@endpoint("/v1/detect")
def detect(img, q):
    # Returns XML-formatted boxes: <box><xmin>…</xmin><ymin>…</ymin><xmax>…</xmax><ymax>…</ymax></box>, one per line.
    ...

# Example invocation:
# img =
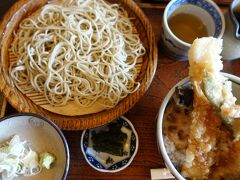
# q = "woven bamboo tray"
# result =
<box><xmin>0</xmin><ymin>0</ymin><xmax>157</xmax><ymax>130</ymax></box>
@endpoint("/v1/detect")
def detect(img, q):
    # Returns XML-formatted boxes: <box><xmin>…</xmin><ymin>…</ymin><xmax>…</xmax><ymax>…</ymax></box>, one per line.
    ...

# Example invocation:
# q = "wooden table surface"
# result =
<box><xmin>0</xmin><ymin>0</ymin><xmax>237</xmax><ymax>180</ymax></box>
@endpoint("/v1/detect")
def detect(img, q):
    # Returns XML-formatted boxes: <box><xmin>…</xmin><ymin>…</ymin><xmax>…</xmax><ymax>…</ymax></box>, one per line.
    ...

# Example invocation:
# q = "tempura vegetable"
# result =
<box><xmin>188</xmin><ymin>37</ymin><xmax>240</xmax><ymax>139</ymax></box>
<box><xmin>181</xmin><ymin>38</ymin><xmax>223</xmax><ymax>178</ymax></box>
<box><xmin>181</xmin><ymin>37</ymin><xmax>240</xmax><ymax>179</ymax></box>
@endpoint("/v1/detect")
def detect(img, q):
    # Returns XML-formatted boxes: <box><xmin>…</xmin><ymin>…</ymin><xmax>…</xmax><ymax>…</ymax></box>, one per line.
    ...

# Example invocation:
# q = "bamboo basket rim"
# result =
<box><xmin>0</xmin><ymin>0</ymin><xmax>158</xmax><ymax>130</ymax></box>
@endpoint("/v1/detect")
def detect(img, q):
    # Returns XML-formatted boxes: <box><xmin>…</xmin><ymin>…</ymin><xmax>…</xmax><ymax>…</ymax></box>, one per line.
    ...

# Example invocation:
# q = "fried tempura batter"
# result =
<box><xmin>180</xmin><ymin>38</ymin><xmax>223</xmax><ymax>179</ymax></box>
<box><xmin>181</xmin><ymin>82</ymin><xmax>221</xmax><ymax>179</ymax></box>
<box><xmin>182</xmin><ymin>37</ymin><xmax>240</xmax><ymax>179</ymax></box>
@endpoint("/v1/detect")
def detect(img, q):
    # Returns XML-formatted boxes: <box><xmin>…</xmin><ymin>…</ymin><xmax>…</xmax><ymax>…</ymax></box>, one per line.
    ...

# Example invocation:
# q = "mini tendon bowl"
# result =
<box><xmin>156</xmin><ymin>73</ymin><xmax>240</xmax><ymax>180</ymax></box>
<box><xmin>0</xmin><ymin>113</ymin><xmax>70</xmax><ymax>180</ymax></box>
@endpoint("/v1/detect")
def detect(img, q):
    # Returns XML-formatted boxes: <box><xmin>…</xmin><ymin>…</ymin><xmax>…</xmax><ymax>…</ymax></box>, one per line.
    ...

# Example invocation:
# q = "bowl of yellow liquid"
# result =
<box><xmin>168</xmin><ymin>13</ymin><xmax>208</xmax><ymax>44</ymax></box>
<box><xmin>160</xmin><ymin>0</ymin><xmax>225</xmax><ymax>60</ymax></box>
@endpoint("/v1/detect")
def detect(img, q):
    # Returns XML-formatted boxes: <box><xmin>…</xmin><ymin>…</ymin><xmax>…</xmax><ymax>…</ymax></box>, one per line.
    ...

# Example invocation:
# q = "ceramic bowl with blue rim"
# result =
<box><xmin>161</xmin><ymin>0</ymin><xmax>225</xmax><ymax>60</ymax></box>
<box><xmin>222</xmin><ymin>0</ymin><xmax>240</xmax><ymax>60</ymax></box>
<box><xmin>81</xmin><ymin>116</ymin><xmax>139</xmax><ymax>173</ymax></box>
<box><xmin>0</xmin><ymin>113</ymin><xmax>70</xmax><ymax>180</ymax></box>
<box><xmin>156</xmin><ymin>73</ymin><xmax>240</xmax><ymax>180</ymax></box>
<box><xmin>230</xmin><ymin>0</ymin><xmax>240</xmax><ymax>39</ymax></box>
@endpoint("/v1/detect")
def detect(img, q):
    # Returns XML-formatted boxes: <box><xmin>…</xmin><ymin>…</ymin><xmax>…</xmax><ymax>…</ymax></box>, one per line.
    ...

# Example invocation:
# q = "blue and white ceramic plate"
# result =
<box><xmin>81</xmin><ymin>116</ymin><xmax>139</xmax><ymax>172</ymax></box>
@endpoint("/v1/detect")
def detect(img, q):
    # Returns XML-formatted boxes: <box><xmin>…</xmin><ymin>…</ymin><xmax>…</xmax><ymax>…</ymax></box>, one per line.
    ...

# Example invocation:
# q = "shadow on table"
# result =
<box><xmin>0</xmin><ymin>0</ymin><xmax>17</xmax><ymax>19</ymax></box>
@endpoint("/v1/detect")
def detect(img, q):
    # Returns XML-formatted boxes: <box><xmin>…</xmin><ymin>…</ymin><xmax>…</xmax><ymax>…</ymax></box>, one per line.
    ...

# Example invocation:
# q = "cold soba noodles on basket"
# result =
<box><xmin>10</xmin><ymin>0</ymin><xmax>145</xmax><ymax>115</ymax></box>
<box><xmin>161</xmin><ymin>37</ymin><xmax>240</xmax><ymax>179</ymax></box>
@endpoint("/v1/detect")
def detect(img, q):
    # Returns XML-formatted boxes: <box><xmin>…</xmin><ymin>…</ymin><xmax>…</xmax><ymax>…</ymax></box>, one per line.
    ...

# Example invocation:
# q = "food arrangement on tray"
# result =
<box><xmin>0</xmin><ymin>0</ymin><xmax>239</xmax><ymax>179</ymax></box>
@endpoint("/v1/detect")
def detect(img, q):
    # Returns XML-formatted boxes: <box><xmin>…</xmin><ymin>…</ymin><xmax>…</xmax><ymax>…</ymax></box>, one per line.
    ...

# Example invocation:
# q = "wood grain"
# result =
<box><xmin>0</xmin><ymin>1</ymin><xmax>237</xmax><ymax>180</ymax></box>
<box><xmin>136</xmin><ymin>0</ymin><xmax>231</xmax><ymax>7</ymax></box>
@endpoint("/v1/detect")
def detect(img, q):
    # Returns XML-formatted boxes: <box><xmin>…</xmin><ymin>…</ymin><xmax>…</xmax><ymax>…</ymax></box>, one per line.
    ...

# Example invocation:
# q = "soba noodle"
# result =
<box><xmin>10</xmin><ymin>0</ymin><xmax>145</xmax><ymax>108</ymax></box>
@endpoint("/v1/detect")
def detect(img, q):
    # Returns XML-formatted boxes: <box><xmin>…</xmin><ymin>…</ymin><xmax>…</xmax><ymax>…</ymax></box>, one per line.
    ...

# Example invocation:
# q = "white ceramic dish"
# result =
<box><xmin>81</xmin><ymin>116</ymin><xmax>138</xmax><ymax>173</ymax></box>
<box><xmin>156</xmin><ymin>73</ymin><xmax>240</xmax><ymax>180</ymax></box>
<box><xmin>0</xmin><ymin>113</ymin><xmax>70</xmax><ymax>180</ymax></box>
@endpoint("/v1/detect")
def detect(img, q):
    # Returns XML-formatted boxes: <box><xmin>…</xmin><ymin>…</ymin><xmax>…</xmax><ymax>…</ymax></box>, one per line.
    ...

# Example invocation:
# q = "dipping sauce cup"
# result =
<box><xmin>160</xmin><ymin>0</ymin><xmax>225</xmax><ymax>60</ymax></box>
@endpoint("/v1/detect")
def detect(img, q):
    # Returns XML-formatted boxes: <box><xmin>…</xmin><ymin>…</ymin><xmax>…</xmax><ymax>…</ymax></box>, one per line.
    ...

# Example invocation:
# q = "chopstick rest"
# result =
<box><xmin>150</xmin><ymin>168</ymin><xmax>175</xmax><ymax>180</ymax></box>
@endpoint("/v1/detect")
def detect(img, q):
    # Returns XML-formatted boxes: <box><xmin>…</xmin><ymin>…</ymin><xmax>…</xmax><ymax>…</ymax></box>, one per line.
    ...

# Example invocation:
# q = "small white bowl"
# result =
<box><xmin>81</xmin><ymin>116</ymin><xmax>138</xmax><ymax>173</ymax></box>
<box><xmin>0</xmin><ymin>113</ymin><xmax>70</xmax><ymax>180</ymax></box>
<box><xmin>156</xmin><ymin>73</ymin><xmax>240</xmax><ymax>179</ymax></box>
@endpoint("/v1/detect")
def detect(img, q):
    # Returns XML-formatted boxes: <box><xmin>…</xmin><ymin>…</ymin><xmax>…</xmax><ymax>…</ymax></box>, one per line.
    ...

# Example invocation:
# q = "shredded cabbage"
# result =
<box><xmin>0</xmin><ymin>135</ymin><xmax>42</xmax><ymax>180</ymax></box>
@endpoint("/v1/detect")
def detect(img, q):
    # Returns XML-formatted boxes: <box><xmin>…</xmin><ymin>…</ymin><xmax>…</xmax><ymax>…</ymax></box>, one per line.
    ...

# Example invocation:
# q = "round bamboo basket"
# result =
<box><xmin>0</xmin><ymin>0</ymin><xmax>157</xmax><ymax>130</ymax></box>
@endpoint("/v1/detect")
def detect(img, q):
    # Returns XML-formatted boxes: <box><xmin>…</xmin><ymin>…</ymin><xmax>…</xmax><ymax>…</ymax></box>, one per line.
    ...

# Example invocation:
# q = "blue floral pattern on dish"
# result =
<box><xmin>167</xmin><ymin>0</ymin><xmax>222</xmax><ymax>37</ymax></box>
<box><xmin>81</xmin><ymin>116</ymin><xmax>138</xmax><ymax>172</ymax></box>
<box><xmin>160</xmin><ymin>28</ymin><xmax>188</xmax><ymax>60</ymax></box>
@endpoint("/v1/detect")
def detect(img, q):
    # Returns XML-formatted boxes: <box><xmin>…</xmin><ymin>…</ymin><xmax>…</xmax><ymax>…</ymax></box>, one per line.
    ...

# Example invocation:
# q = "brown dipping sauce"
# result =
<box><xmin>168</xmin><ymin>13</ymin><xmax>208</xmax><ymax>44</ymax></box>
